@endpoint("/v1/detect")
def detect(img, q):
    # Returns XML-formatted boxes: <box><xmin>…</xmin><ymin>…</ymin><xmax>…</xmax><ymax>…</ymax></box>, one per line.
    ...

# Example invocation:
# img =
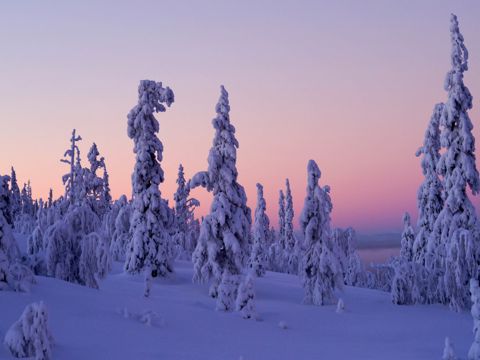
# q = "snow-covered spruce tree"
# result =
<box><xmin>190</xmin><ymin>85</ymin><xmax>252</xmax><ymax>309</ymax></box>
<box><xmin>415</xmin><ymin>103</ymin><xmax>444</xmax><ymax>266</ymax></box>
<box><xmin>236</xmin><ymin>273</ymin><xmax>256</xmax><ymax>319</ymax></box>
<box><xmin>429</xmin><ymin>14</ymin><xmax>480</xmax><ymax>311</ymax></box>
<box><xmin>110</xmin><ymin>196</ymin><xmax>132</xmax><ymax>262</ymax></box>
<box><xmin>400</xmin><ymin>212</ymin><xmax>415</xmax><ymax>262</ymax></box>
<box><xmin>300</xmin><ymin>160</ymin><xmax>343</xmax><ymax>305</ymax></box>
<box><xmin>45</xmin><ymin>203</ymin><xmax>101</xmax><ymax>286</ymax></box>
<box><xmin>278</xmin><ymin>189</ymin><xmax>286</xmax><ymax>249</ymax></box>
<box><xmin>9</xmin><ymin>167</ymin><xmax>21</xmax><ymax>224</ymax></box>
<box><xmin>85</xmin><ymin>143</ymin><xmax>107</xmax><ymax>214</ymax></box>
<box><xmin>284</xmin><ymin>179</ymin><xmax>298</xmax><ymax>274</ymax></box>
<box><xmin>124</xmin><ymin>80</ymin><xmax>175</xmax><ymax>279</ymax></box>
<box><xmin>469</xmin><ymin>278</ymin><xmax>480</xmax><ymax>360</ymax></box>
<box><xmin>61</xmin><ymin>129</ymin><xmax>82</xmax><ymax>205</ymax></box>
<box><xmin>174</xmin><ymin>164</ymin><xmax>200</xmax><ymax>260</ymax></box>
<box><xmin>249</xmin><ymin>183</ymin><xmax>271</xmax><ymax>277</ymax></box>
<box><xmin>101</xmin><ymin>164</ymin><xmax>112</xmax><ymax>210</ymax></box>
<box><xmin>1</xmin><ymin>175</ymin><xmax>34</xmax><ymax>292</ymax></box>
<box><xmin>335</xmin><ymin>227</ymin><xmax>367</xmax><ymax>287</ymax></box>
<box><xmin>268</xmin><ymin>190</ymin><xmax>286</xmax><ymax>272</ymax></box>
<box><xmin>4</xmin><ymin>301</ymin><xmax>54</xmax><ymax>360</ymax></box>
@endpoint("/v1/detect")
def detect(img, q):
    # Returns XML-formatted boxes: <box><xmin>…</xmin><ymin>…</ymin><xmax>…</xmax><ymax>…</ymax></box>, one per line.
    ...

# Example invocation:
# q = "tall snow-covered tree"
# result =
<box><xmin>101</xmin><ymin>164</ymin><xmax>112</xmax><ymax>208</ymax></box>
<box><xmin>415</xmin><ymin>103</ymin><xmax>444</xmax><ymax>266</ymax></box>
<box><xmin>300</xmin><ymin>160</ymin><xmax>342</xmax><ymax>305</ymax></box>
<box><xmin>61</xmin><ymin>129</ymin><xmax>82</xmax><ymax>205</ymax></box>
<box><xmin>124</xmin><ymin>80</ymin><xmax>175</xmax><ymax>278</ymax></box>
<box><xmin>249</xmin><ymin>183</ymin><xmax>271</xmax><ymax>277</ymax></box>
<box><xmin>174</xmin><ymin>164</ymin><xmax>200</xmax><ymax>259</ymax></box>
<box><xmin>284</xmin><ymin>178</ymin><xmax>298</xmax><ymax>274</ymax></box>
<box><xmin>430</xmin><ymin>14</ymin><xmax>480</xmax><ymax>311</ymax></box>
<box><xmin>400</xmin><ymin>212</ymin><xmax>415</xmax><ymax>262</ymax></box>
<box><xmin>190</xmin><ymin>85</ymin><xmax>252</xmax><ymax>310</ymax></box>
<box><xmin>278</xmin><ymin>190</ymin><xmax>286</xmax><ymax>249</ymax></box>
<box><xmin>9</xmin><ymin>167</ymin><xmax>21</xmax><ymax>223</ymax></box>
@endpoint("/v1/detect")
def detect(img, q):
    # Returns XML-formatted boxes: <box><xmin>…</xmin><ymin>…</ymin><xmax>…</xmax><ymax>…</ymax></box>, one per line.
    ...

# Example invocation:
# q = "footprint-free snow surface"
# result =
<box><xmin>0</xmin><ymin>259</ymin><xmax>472</xmax><ymax>360</ymax></box>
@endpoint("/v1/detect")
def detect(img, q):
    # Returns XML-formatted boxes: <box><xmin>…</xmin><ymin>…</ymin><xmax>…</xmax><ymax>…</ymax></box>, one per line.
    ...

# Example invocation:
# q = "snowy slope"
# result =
<box><xmin>0</xmin><ymin>258</ymin><xmax>472</xmax><ymax>360</ymax></box>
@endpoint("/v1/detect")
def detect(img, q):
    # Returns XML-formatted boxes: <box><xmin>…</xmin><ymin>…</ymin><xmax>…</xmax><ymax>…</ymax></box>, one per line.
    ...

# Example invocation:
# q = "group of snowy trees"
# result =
<box><xmin>391</xmin><ymin>14</ymin><xmax>480</xmax><ymax>312</ymax></box>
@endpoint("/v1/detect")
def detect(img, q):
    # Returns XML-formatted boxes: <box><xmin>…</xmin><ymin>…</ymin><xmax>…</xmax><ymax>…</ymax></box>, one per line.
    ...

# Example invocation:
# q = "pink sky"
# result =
<box><xmin>0</xmin><ymin>1</ymin><xmax>479</xmax><ymax>233</ymax></box>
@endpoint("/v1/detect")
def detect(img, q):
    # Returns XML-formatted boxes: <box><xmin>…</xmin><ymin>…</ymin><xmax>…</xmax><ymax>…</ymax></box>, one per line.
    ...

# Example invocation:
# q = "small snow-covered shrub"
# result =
<box><xmin>4</xmin><ymin>301</ymin><xmax>54</xmax><ymax>360</ymax></box>
<box><xmin>469</xmin><ymin>279</ymin><xmax>480</xmax><ymax>360</ymax></box>
<box><xmin>236</xmin><ymin>274</ymin><xmax>256</xmax><ymax>319</ymax></box>
<box><xmin>442</xmin><ymin>337</ymin><xmax>457</xmax><ymax>360</ymax></box>
<box><xmin>216</xmin><ymin>270</ymin><xmax>239</xmax><ymax>312</ymax></box>
<box><xmin>336</xmin><ymin>298</ymin><xmax>345</xmax><ymax>314</ymax></box>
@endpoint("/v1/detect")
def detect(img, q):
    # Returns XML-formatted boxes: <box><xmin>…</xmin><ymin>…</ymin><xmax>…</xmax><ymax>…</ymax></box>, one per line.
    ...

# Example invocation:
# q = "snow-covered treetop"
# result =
<box><xmin>87</xmin><ymin>143</ymin><xmax>105</xmax><ymax>174</ymax></box>
<box><xmin>438</xmin><ymin>13</ymin><xmax>479</xmax><ymax>195</ymax></box>
<box><xmin>307</xmin><ymin>160</ymin><xmax>321</xmax><ymax>192</ymax></box>
<box><xmin>127</xmin><ymin>80</ymin><xmax>174</xmax><ymax>193</ymax></box>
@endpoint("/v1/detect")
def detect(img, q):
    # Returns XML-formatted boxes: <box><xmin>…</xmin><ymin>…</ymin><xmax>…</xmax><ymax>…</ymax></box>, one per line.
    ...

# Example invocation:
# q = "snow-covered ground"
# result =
<box><xmin>0</xmin><ymin>257</ymin><xmax>472</xmax><ymax>359</ymax></box>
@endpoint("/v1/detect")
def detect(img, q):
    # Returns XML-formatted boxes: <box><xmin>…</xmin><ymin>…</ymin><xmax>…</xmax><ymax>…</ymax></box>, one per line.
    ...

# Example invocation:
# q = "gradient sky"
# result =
<box><xmin>1</xmin><ymin>1</ymin><xmax>480</xmax><ymax>233</ymax></box>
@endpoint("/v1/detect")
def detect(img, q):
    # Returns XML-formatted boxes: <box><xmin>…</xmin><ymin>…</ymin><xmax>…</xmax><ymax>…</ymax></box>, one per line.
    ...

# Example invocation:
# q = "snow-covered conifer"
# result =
<box><xmin>278</xmin><ymin>190</ymin><xmax>286</xmax><ymax>249</ymax></box>
<box><xmin>190</xmin><ymin>86</ymin><xmax>252</xmax><ymax>309</ymax></box>
<box><xmin>284</xmin><ymin>179</ymin><xmax>298</xmax><ymax>274</ymax></box>
<box><xmin>236</xmin><ymin>274</ymin><xmax>256</xmax><ymax>319</ymax></box>
<box><xmin>415</xmin><ymin>104</ymin><xmax>444</xmax><ymax>266</ymax></box>
<box><xmin>45</xmin><ymin>204</ymin><xmax>100</xmax><ymax>285</ymax></box>
<box><xmin>216</xmin><ymin>269</ymin><xmax>239</xmax><ymax>312</ymax></box>
<box><xmin>109</xmin><ymin>196</ymin><xmax>132</xmax><ymax>261</ymax></box>
<box><xmin>174</xmin><ymin>164</ymin><xmax>200</xmax><ymax>259</ymax></box>
<box><xmin>429</xmin><ymin>14</ymin><xmax>480</xmax><ymax>311</ymax></box>
<box><xmin>400</xmin><ymin>213</ymin><xmax>415</xmax><ymax>262</ymax></box>
<box><xmin>300</xmin><ymin>160</ymin><xmax>343</xmax><ymax>305</ymax></box>
<box><xmin>61</xmin><ymin>129</ymin><xmax>82</xmax><ymax>205</ymax></box>
<box><xmin>124</xmin><ymin>80</ymin><xmax>175</xmax><ymax>278</ymax></box>
<box><xmin>9</xmin><ymin>167</ymin><xmax>21</xmax><ymax>224</ymax></box>
<box><xmin>4</xmin><ymin>301</ymin><xmax>54</xmax><ymax>360</ymax></box>
<box><xmin>249</xmin><ymin>183</ymin><xmax>271</xmax><ymax>277</ymax></box>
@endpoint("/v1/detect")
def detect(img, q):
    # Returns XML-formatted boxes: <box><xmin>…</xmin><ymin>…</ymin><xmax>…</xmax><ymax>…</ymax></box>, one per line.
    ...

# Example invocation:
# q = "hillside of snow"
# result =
<box><xmin>0</xmin><ymin>258</ymin><xmax>471</xmax><ymax>360</ymax></box>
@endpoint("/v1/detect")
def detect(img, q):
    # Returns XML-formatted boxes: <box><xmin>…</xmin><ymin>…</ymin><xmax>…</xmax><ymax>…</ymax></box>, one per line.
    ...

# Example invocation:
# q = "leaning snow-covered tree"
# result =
<box><xmin>4</xmin><ymin>301</ymin><xmax>54</xmax><ymax>360</ymax></box>
<box><xmin>190</xmin><ymin>85</ymin><xmax>252</xmax><ymax>310</ymax></box>
<box><xmin>249</xmin><ymin>183</ymin><xmax>271</xmax><ymax>277</ymax></box>
<box><xmin>300</xmin><ymin>160</ymin><xmax>343</xmax><ymax>305</ymax></box>
<box><xmin>124</xmin><ymin>80</ymin><xmax>175</xmax><ymax>278</ymax></box>
<box><xmin>429</xmin><ymin>14</ymin><xmax>480</xmax><ymax>311</ymax></box>
<box><xmin>415</xmin><ymin>103</ymin><xmax>444</xmax><ymax>267</ymax></box>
